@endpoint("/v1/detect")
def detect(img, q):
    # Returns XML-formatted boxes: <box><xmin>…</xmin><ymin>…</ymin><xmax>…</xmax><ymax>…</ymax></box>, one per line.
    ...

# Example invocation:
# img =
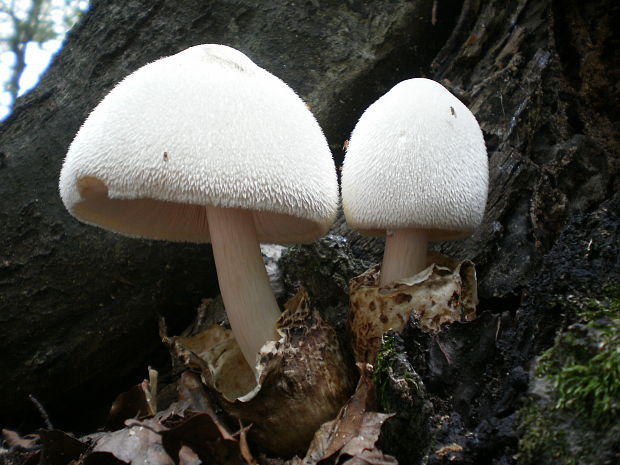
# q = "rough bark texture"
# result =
<box><xmin>335</xmin><ymin>0</ymin><xmax>619</xmax><ymax>300</ymax></box>
<box><xmin>0</xmin><ymin>0</ymin><xmax>618</xmax><ymax>462</ymax></box>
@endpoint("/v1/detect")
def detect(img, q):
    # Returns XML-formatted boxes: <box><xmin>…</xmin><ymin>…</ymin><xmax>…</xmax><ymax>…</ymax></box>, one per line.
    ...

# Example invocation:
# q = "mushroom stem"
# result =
<box><xmin>207</xmin><ymin>206</ymin><xmax>280</xmax><ymax>371</ymax></box>
<box><xmin>380</xmin><ymin>228</ymin><xmax>428</xmax><ymax>286</ymax></box>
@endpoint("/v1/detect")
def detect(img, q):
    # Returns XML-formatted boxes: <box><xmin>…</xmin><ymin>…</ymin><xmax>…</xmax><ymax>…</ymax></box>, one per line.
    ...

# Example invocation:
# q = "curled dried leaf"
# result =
<box><xmin>159</xmin><ymin>414</ymin><xmax>246</xmax><ymax>465</ymax></box>
<box><xmin>93</xmin><ymin>419</ymin><xmax>172</xmax><ymax>465</ymax></box>
<box><xmin>38</xmin><ymin>429</ymin><xmax>89</xmax><ymax>465</ymax></box>
<box><xmin>349</xmin><ymin>252</ymin><xmax>478</xmax><ymax>363</ymax></box>
<box><xmin>302</xmin><ymin>366</ymin><xmax>396</xmax><ymax>465</ymax></box>
<box><xmin>176</xmin><ymin>370</ymin><xmax>217</xmax><ymax>416</ymax></box>
<box><xmin>1</xmin><ymin>429</ymin><xmax>40</xmax><ymax>451</ymax></box>
<box><xmin>106</xmin><ymin>379</ymin><xmax>157</xmax><ymax>430</ymax></box>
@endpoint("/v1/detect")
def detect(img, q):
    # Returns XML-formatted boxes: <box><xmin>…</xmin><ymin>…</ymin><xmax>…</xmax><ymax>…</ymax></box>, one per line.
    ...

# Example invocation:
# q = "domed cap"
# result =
<box><xmin>59</xmin><ymin>44</ymin><xmax>338</xmax><ymax>243</ymax></box>
<box><xmin>341</xmin><ymin>78</ymin><xmax>488</xmax><ymax>240</ymax></box>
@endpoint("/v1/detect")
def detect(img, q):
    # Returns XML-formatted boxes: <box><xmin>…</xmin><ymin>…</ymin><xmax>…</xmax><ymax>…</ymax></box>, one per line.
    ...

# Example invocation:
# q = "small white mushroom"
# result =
<box><xmin>341</xmin><ymin>78</ymin><xmax>488</xmax><ymax>286</ymax></box>
<box><xmin>59</xmin><ymin>44</ymin><xmax>339</xmax><ymax>370</ymax></box>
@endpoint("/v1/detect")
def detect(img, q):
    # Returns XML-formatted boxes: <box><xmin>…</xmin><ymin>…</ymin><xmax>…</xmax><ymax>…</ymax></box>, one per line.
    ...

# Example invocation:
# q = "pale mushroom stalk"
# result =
<box><xmin>207</xmin><ymin>206</ymin><xmax>280</xmax><ymax>369</ymax></box>
<box><xmin>380</xmin><ymin>228</ymin><xmax>428</xmax><ymax>286</ymax></box>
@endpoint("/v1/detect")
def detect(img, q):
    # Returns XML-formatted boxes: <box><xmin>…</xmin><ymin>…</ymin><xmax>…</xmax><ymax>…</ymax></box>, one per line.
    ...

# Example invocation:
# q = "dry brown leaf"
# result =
<box><xmin>92</xmin><ymin>418</ymin><xmax>172</xmax><ymax>465</ymax></box>
<box><xmin>176</xmin><ymin>370</ymin><xmax>218</xmax><ymax>416</ymax></box>
<box><xmin>81</xmin><ymin>451</ymin><xmax>128</xmax><ymax>464</ymax></box>
<box><xmin>85</xmin><ymin>403</ymin><xmax>251</xmax><ymax>465</ymax></box>
<box><xmin>339</xmin><ymin>449</ymin><xmax>399</xmax><ymax>465</ymax></box>
<box><xmin>237</xmin><ymin>424</ymin><xmax>258</xmax><ymax>465</ymax></box>
<box><xmin>159</xmin><ymin>413</ymin><xmax>245</xmax><ymax>465</ymax></box>
<box><xmin>1</xmin><ymin>429</ymin><xmax>40</xmax><ymax>451</ymax></box>
<box><xmin>302</xmin><ymin>366</ymin><xmax>396</xmax><ymax>465</ymax></box>
<box><xmin>178</xmin><ymin>444</ymin><xmax>201</xmax><ymax>465</ymax></box>
<box><xmin>38</xmin><ymin>429</ymin><xmax>89</xmax><ymax>465</ymax></box>
<box><xmin>349</xmin><ymin>252</ymin><xmax>478</xmax><ymax>363</ymax></box>
<box><xmin>151</xmin><ymin>400</ymin><xmax>191</xmax><ymax>426</ymax></box>
<box><xmin>105</xmin><ymin>379</ymin><xmax>156</xmax><ymax>430</ymax></box>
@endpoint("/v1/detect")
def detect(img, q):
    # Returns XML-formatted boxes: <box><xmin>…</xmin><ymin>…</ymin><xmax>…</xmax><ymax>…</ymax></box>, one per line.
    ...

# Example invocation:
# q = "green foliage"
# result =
<box><xmin>518</xmin><ymin>283</ymin><xmax>620</xmax><ymax>464</ymax></box>
<box><xmin>552</xmin><ymin>326</ymin><xmax>619</xmax><ymax>424</ymax></box>
<box><xmin>537</xmin><ymin>285</ymin><xmax>620</xmax><ymax>426</ymax></box>
<box><xmin>373</xmin><ymin>333</ymin><xmax>431</xmax><ymax>464</ymax></box>
<box><xmin>373</xmin><ymin>333</ymin><xmax>399</xmax><ymax>407</ymax></box>
<box><xmin>0</xmin><ymin>0</ymin><xmax>89</xmax><ymax>108</ymax></box>
<box><xmin>374</xmin><ymin>333</ymin><xmax>425</xmax><ymax>410</ymax></box>
<box><xmin>518</xmin><ymin>402</ymin><xmax>578</xmax><ymax>465</ymax></box>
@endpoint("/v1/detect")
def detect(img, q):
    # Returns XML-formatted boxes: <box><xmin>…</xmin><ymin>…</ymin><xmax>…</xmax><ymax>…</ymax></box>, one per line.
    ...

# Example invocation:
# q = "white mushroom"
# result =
<box><xmin>59</xmin><ymin>44</ymin><xmax>339</xmax><ymax>370</ymax></box>
<box><xmin>341</xmin><ymin>78</ymin><xmax>488</xmax><ymax>286</ymax></box>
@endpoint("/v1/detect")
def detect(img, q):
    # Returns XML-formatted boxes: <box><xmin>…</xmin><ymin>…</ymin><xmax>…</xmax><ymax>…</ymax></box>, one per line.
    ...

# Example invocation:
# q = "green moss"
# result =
<box><xmin>537</xmin><ymin>287</ymin><xmax>620</xmax><ymax>426</ymax></box>
<box><xmin>518</xmin><ymin>401</ymin><xmax>578</xmax><ymax>465</ymax></box>
<box><xmin>374</xmin><ymin>333</ymin><xmax>399</xmax><ymax>408</ymax></box>
<box><xmin>373</xmin><ymin>333</ymin><xmax>431</xmax><ymax>464</ymax></box>
<box><xmin>518</xmin><ymin>283</ymin><xmax>620</xmax><ymax>464</ymax></box>
<box><xmin>552</xmin><ymin>326</ymin><xmax>619</xmax><ymax>425</ymax></box>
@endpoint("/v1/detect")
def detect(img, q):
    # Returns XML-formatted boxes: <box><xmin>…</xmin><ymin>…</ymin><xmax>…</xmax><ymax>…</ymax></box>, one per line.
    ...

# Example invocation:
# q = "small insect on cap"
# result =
<box><xmin>341</xmin><ymin>78</ymin><xmax>488</xmax><ymax>240</ymax></box>
<box><xmin>59</xmin><ymin>44</ymin><xmax>338</xmax><ymax>244</ymax></box>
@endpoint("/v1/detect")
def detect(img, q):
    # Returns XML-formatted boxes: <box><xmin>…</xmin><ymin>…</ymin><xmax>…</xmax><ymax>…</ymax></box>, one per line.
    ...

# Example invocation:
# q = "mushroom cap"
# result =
<box><xmin>341</xmin><ymin>78</ymin><xmax>488</xmax><ymax>240</ymax></box>
<box><xmin>59</xmin><ymin>44</ymin><xmax>338</xmax><ymax>244</ymax></box>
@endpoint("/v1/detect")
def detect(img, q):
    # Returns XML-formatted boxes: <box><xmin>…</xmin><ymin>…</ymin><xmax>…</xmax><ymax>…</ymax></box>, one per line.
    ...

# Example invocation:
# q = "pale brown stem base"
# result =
<box><xmin>207</xmin><ymin>206</ymin><xmax>280</xmax><ymax>371</ymax></box>
<box><xmin>380</xmin><ymin>228</ymin><xmax>428</xmax><ymax>286</ymax></box>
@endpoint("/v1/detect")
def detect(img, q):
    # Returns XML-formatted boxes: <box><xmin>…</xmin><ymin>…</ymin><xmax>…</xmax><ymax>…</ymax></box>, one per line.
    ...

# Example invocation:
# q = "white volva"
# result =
<box><xmin>59</xmin><ymin>44</ymin><xmax>339</xmax><ymax>370</ymax></box>
<box><xmin>342</xmin><ymin>78</ymin><xmax>488</xmax><ymax>285</ymax></box>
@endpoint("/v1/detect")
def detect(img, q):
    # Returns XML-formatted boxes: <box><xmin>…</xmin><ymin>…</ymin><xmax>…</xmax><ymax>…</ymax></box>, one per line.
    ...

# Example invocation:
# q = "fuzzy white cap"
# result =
<box><xmin>341</xmin><ymin>78</ymin><xmax>488</xmax><ymax>240</ymax></box>
<box><xmin>59</xmin><ymin>44</ymin><xmax>338</xmax><ymax>243</ymax></box>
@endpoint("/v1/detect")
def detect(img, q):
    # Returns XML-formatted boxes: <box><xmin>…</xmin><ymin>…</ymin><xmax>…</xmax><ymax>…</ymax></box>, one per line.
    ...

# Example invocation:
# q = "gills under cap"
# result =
<box><xmin>341</xmin><ymin>78</ymin><xmax>488</xmax><ymax>240</ymax></box>
<box><xmin>59</xmin><ymin>44</ymin><xmax>338</xmax><ymax>243</ymax></box>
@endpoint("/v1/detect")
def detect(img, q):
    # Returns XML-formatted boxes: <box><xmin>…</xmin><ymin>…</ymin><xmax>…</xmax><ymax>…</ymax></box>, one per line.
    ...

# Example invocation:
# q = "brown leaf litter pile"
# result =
<box><xmin>1</xmin><ymin>254</ymin><xmax>477</xmax><ymax>464</ymax></box>
<box><xmin>1</xmin><ymin>368</ymin><xmax>393</xmax><ymax>465</ymax></box>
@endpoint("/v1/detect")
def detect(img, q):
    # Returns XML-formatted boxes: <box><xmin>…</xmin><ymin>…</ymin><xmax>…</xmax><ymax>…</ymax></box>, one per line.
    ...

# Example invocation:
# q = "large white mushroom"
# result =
<box><xmin>341</xmin><ymin>78</ymin><xmax>488</xmax><ymax>286</ymax></box>
<box><xmin>59</xmin><ymin>44</ymin><xmax>339</xmax><ymax>369</ymax></box>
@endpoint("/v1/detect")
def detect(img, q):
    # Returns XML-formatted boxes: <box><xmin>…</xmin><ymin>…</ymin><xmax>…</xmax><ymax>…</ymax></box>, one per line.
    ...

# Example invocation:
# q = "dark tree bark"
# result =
<box><xmin>0</xmin><ymin>1</ymin><xmax>617</xmax><ymax>457</ymax></box>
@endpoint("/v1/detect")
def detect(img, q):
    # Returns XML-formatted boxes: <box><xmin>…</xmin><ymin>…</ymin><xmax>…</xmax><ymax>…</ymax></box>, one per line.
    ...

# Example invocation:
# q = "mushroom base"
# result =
<box><xmin>165</xmin><ymin>288</ymin><xmax>356</xmax><ymax>457</ymax></box>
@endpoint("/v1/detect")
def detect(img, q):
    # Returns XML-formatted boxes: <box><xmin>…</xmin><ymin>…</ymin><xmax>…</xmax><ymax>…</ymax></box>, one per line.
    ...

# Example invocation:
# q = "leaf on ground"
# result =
<box><xmin>159</xmin><ymin>413</ymin><xmax>247</xmax><ymax>465</ymax></box>
<box><xmin>176</xmin><ymin>370</ymin><xmax>217</xmax><ymax>416</ymax></box>
<box><xmin>178</xmin><ymin>444</ymin><xmax>201</xmax><ymax>465</ymax></box>
<box><xmin>81</xmin><ymin>451</ymin><xmax>129</xmax><ymax>464</ymax></box>
<box><xmin>302</xmin><ymin>366</ymin><xmax>397</xmax><ymax>465</ymax></box>
<box><xmin>339</xmin><ymin>448</ymin><xmax>399</xmax><ymax>465</ymax></box>
<box><xmin>0</xmin><ymin>429</ymin><xmax>41</xmax><ymax>465</ymax></box>
<box><xmin>105</xmin><ymin>379</ymin><xmax>156</xmax><ymax>430</ymax></box>
<box><xmin>77</xmin><ymin>369</ymin><xmax>254</xmax><ymax>465</ymax></box>
<box><xmin>92</xmin><ymin>418</ymin><xmax>172</xmax><ymax>465</ymax></box>
<box><xmin>38</xmin><ymin>429</ymin><xmax>89</xmax><ymax>465</ymax></box>
<box><xmin>1</xmin><ymin>429</ymin><xmax>40</xmax><ymax>451</ymax></box>
<box><xmin>237</xmin><ymin>424</ymin><xmax>258</xmax><ymax>465</ymax></box>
